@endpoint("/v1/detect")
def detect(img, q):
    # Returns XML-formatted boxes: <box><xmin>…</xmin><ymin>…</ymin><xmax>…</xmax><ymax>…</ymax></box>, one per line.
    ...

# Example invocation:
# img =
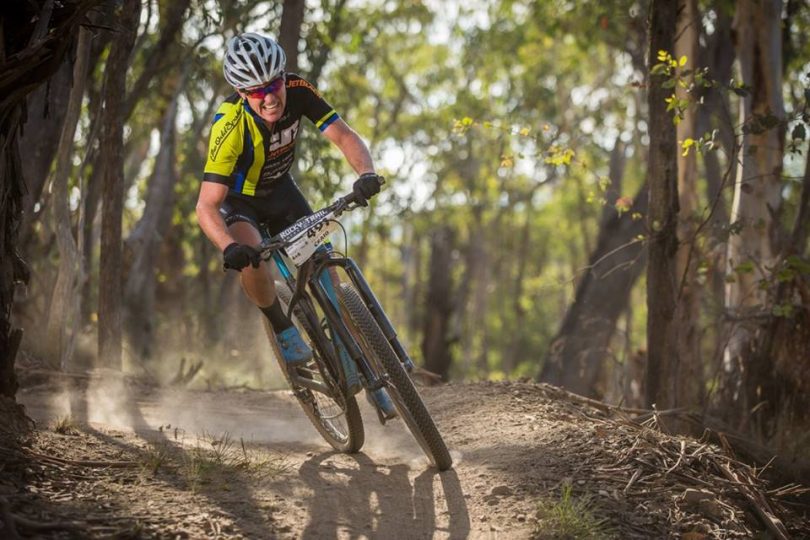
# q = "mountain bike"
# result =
<box><xmin>257</xmin><ymin>187</ymin><xmax>453</xmax><ymax>471</ymax></box>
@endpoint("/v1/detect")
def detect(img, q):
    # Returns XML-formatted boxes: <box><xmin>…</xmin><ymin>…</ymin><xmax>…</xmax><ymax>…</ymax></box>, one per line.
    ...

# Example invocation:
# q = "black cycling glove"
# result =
<box><xmin>223</xmin><ymin>243</ymin><xmax>261</xmax><ymax>271</ymax></box>
<box><xmin>352</xmin><ymin>172</ymin><xmax>383</xmax><ymax>207</ymax></box>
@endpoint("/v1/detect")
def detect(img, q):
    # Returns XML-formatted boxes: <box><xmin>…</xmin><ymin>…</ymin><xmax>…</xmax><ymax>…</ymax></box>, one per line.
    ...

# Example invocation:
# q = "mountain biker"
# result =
<box><xmin>196</xmin><ymin>32</ymin><xmax>394</xmax><ymax>417</ymax></box>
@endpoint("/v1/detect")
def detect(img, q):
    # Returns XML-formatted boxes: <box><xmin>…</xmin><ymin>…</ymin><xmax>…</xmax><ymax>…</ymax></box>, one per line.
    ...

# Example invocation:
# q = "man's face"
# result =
<box><xmin>238</xmin><ymin>75</ymin><xmax>286</xmax><ymax>125</ymax></box>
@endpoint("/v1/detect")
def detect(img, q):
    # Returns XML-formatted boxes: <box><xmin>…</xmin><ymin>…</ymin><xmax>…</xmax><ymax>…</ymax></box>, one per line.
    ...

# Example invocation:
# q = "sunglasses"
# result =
<box><xmin>243</xmin><ymin>76</ymin><xmax>286</xmax><ymax>99</ymax></box>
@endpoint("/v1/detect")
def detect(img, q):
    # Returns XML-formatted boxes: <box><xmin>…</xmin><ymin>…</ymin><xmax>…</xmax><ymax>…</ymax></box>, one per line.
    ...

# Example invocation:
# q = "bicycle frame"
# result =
<box><xmin>271</xmin><ymin>247</ymin><xmax>415</xmax><ymax>398</ymax></box>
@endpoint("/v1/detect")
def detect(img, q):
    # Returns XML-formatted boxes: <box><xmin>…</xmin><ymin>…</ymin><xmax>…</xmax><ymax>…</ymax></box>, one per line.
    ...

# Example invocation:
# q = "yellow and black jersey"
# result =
<box><xmin>203</xmin><ymin>73</ymin><xmax>339</xmax><ymax>197</ymax></box>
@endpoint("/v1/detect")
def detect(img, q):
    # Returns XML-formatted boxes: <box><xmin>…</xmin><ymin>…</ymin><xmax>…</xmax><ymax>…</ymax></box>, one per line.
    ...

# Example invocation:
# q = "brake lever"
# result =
<box><xmin>259</xmin><ymin>239</ymin><xmax>285</xmax><ymax>260</ymax></box>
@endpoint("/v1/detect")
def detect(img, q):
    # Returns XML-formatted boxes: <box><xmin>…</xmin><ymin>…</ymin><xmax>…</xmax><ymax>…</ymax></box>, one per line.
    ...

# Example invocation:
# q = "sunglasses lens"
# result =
<box><xmin>246</xmin><ymin>77</ymin><xmax>284</xmax><ymax>98</ymax></box>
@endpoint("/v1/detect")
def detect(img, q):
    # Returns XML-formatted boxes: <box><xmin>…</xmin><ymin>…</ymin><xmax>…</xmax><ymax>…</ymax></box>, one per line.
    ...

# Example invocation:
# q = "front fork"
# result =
<box><xmin>307</xmin><ymin>251</ymin><xmax>416</xmax><ymax>386</ymax></box>
<box><xmin>273</xmin><ymin>246</ymin><xmax>415</xmax><ymax>395</ymax></box>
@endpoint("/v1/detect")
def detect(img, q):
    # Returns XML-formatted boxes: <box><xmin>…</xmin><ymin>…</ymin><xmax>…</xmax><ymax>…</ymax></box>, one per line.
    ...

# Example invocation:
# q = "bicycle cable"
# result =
<box><xmin>327</xmin><ymin>218</ymin><xmax>350</xmax><ymax>259</ymax></box>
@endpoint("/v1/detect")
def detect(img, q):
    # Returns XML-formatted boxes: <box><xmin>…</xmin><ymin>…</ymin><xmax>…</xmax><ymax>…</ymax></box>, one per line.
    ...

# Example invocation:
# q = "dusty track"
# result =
<box><xmin>4</xmin><ymin>375</ymin><xmax>809</xmax><ymax>538</ymax></box>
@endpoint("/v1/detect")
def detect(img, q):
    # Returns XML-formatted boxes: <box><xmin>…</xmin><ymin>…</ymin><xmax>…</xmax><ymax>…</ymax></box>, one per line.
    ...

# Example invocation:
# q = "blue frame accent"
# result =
<box><xmin>272</xmin><ymin>252</ymin><xmax>293</xmax><ymax>280</ymax></box>
<box><xmin>272</xmin><ymin>244</ymin><xmax>361</xmax><ymax>392</ymax></box>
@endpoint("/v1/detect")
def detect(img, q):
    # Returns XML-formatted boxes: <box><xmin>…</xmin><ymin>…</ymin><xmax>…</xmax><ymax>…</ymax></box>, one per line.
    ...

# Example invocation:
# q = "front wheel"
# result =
<box><xmin>338</xmin><ymin>283</ymin><xmax>453</xmax><ymax>470</ymax></box>
<box><xmin>272</xmin><ymin>281</ymin><xmax>364</xmax><ymax>453</ymax></box>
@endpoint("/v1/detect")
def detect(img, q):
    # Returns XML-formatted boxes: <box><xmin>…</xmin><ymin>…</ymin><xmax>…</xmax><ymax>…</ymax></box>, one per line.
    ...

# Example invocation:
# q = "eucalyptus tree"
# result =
<box><xmin>672</xmin><ymin>0</ymin><xmax>703</xmax><ymax>408</ymax></box>
<box><xmin>645</xmin><ymin>0</ymin><xmax>679</xmax><ymax>409</ymax></box>
<box><xmin>45</xmin><ymin>28</ymin><xmax>93</xmax><ymax>370</ymax></box>
<box><xmin>722</xmin><ymin>0</ymin><xmax>787</xmax><ymax>414</ymax></box>
<box><xmin>1</xmin><ymin>0</ymin><xmax>99</xmax><ymax>399</ymax></box>
<box><xmin>538</xmin><ymin>0</ymin><xmax>652</xmax><ymax>396</ymax></box>
<box><xmin>97</xmin><ymin>0</ymin><xmax>141</xmax><ymax>370</ymax></box>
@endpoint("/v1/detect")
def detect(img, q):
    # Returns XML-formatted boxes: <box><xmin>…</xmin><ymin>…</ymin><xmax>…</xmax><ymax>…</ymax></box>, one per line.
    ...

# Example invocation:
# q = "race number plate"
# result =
<box><xmin>285</xmin><ymin>213</ymin><xmax>339</xmax><ymax>266</ymax></box>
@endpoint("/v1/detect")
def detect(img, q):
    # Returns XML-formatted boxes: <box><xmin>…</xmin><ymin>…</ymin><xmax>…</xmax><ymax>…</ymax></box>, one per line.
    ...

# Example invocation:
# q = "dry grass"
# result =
<box><xmin>138</xmin><ymin>430</ymin><xmax>291</xmax><ymax>492</ymax></box>
<box><xmin>51</xmin><ymin>415</ymin><xmax>80</xmax><ymax>436</ymax></box>
<box><xmin>533</xmin><ymin>481</ymin><xmax>613</xmax><ymax>540</ymax></box>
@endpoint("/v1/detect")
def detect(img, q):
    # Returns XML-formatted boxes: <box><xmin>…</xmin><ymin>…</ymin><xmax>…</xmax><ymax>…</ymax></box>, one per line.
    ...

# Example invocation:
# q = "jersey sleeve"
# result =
<box><xmin>203</xmin><ymin>100</ymin><xmax>244</xmax><ymax>185</ymax></box>
<box><xmin>288</xmin><ymin>75</ymin><xmax>340</xmax><ymax>132</ymax></box>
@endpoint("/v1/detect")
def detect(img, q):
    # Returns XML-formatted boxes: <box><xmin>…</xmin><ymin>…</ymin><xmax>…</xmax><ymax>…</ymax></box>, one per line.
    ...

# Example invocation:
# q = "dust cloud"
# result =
<box><xmin>35</xmin><ymin>372</ymin><xmax>441</xmax><ymax>468</ymax></box>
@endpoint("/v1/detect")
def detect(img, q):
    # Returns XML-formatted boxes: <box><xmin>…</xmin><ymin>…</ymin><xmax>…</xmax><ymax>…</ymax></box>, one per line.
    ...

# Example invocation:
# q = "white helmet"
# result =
<box><xmin>223</xmin><ymin>33</ymin><xmax>286</xmax><ymax>89</ymax></box>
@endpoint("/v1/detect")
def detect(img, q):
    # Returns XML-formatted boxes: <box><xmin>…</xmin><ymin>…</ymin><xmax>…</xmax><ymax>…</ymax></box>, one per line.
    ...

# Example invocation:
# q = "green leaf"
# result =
<box><xmin>786</xmin><ymin>255</ymin><xmax>810</xmax><ymax>275</ymax></box>
<box><xmin>772</xmin><ymin>303</ymin><xmax>796</xmax><ymax>318</ymax></box>
<box><xmin>734</xmin><ymin>261</ymin><xmax>755</xmax><ymax>274</ymax></box>
<box><xmin>679</xmin><ymin>55</ymin><xmax>687</xmax><ymax>67</ymax></box>
<box><xmin>776</xmin><ymin>268</ymin><xmax>796</xmax><ymax>282</ymax></box>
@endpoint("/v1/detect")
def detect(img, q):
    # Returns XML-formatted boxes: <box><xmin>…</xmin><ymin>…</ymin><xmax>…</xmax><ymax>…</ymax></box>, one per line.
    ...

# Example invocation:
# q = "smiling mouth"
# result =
<box><xmin>261</xmin><ymin>103</ymin><xmax>280</xmax><ymax>113</ymax></box>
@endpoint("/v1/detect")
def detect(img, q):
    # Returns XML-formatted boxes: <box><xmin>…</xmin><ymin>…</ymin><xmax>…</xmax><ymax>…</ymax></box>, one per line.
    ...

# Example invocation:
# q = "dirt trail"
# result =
<box><xmin>3</xmin><ymin>375</ymin><xmax>809</xmax><ymax>539</ymax></box>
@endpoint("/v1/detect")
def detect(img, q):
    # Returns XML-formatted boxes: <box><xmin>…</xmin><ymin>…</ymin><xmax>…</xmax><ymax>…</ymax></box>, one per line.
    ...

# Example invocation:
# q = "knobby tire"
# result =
<box><xmin>338</xmin><ymin>283</ymin><xmax>453</xmax><ymax>470</ymax></box>
<box><xmin>273</xmin><ymin>282</ymin><xmax>364</xmax><ymax>453</ymax></box>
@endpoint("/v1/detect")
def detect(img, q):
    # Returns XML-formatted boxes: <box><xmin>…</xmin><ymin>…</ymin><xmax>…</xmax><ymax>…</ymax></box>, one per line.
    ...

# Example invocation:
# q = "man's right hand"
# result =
<box><xmin>223</xmin><ymin>243</ymin><xmax>261</xmax><ymax>271</ymax></box>
<box><xmin>352</xmin><ymin>173</ymin><xmax>383</xmax><ymax>207</ymax></box>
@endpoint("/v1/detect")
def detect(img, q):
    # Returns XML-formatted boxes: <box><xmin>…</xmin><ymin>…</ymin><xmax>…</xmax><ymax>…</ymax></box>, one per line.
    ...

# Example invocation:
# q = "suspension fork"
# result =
<box><xmin>307</xmin><ymin>257</ymin><xmax>389</xmax><ymax>392</ymax></box>
<box><xmin>316</xmin><ymin>255</ymin><xmax>416</xmax><ymax>373</ymax></box>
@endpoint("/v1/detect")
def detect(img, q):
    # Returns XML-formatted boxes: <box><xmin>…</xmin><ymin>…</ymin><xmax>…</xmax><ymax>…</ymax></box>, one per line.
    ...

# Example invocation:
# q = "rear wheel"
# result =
<box><xmin>272</xmin><ymin>281</ymin><xmax>364</xmax><ymax>453</ymax></box>
<box><xmin>338</xmin><ymin>283</ymin><xmax>452</xmax><ymax>470</ymax></box>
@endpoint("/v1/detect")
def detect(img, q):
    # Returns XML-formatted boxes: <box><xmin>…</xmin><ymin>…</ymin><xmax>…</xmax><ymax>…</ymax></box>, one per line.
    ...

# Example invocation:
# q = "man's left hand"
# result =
<box><xmin>352</xmin><ymin>173</ymin><xmax>383</xmax><ymax>207</ymax></box>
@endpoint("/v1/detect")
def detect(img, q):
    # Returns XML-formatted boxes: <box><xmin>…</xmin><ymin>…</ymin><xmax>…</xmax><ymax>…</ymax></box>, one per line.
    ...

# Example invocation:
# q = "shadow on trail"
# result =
<box><xmin>298</xmin><ymin>451</ymin><xmax>470</xmax><ymax>539</ymax></box>
<box><xmin>60</xmin><ymin>376</ymin><xmax>277</xmax><ymax>538</ymax></box>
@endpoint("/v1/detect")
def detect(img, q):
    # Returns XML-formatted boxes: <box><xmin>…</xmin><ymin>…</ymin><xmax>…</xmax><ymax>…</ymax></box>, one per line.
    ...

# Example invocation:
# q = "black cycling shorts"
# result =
<box><xmin>219</xmin><ymin>173</ymin><xmax>313</xmax><ymax>238</ymax></box>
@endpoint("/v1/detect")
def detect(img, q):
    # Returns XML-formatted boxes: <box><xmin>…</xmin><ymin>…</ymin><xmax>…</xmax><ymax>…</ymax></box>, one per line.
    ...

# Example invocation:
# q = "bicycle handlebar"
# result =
<box><xmin>258</xmin><ymin>178</ymin><xmax>382</xmax><ymax>259</ymax></box>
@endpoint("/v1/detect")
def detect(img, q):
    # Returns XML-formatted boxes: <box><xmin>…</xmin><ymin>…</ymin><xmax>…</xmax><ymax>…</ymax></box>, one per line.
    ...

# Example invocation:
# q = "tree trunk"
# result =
<box><xmin>696</xmin><ymin>4</ymin><xmax>736</xmax><ymax>376</ymax></box>
<box><xmin>98</xmin><ymin>0</ymin><xmax>140</xmax><ymax>370</ymax></box>
<box><xmin>503</xmin><ymin>208</ymin><xmax>536</xmax><ymax>375</ymax></box>
<box><xmin>645</xmin><ymin>0</ymin><xmax>680</xmax><ymax>409</ymax></box>
<box><xmin>18</xmin><ymin>59</ymin><xmax>72</xmax><ymax>245</ymax></box>
<box><xmin>673</xmin><ymin>0</ymin><xmax>704</xmax><ymax>408</ymax></box>
<box><xmin>400</xmin><ymin>223</ymin><xmax>422</xmax><ymax>339</ymax></box>
<box><xmin>45</xmin><ymin>27</ymin><xmax>92</xmax><ymax>370</ymax></box>
<box><xmin>600</xmin><ymin>137</ymin><xmax>627</xmax><ymax>227</ymax></box>
<box><xmin>0</xmin><ymin>108</ymin><xmax>26</xmax><ymax>399</ymax></box>
<box><xmin>746</xmin><ymin>147</ymin><xmax>810</xmax><ymax>459</ymax></box>
<box><xmin>80</xmin><ymin>159</ymin><xmax>103</xmax><ymax>324</ymax></box>
<box><xmin>279</xmin><ymin>0</ymin><xmax>306</xmax><ymax>73</ymax></box>
<box><xmin>471</xmin><ymin>220</ymin><xmax>491</xmax><ymax>375</ymax></box>
<box><xmin>123</xmin><ymin>77</ymin><xmax>182</xmax><ymax>362</ymax></box>
<box><xmin>421</xmin><ymin>226</ymin><xmax>455</xmax><ymax>380</ymax></box>
<box><xmin>1</xmin><ymin>0</ymin><xmax>99</xmax><ymax>399</ymax></box>
<box><xmin>540</xmin><ymin>183</ymin><xmax>649</xmax><ymax>396</ymax></box>
<box><xmin>723</xmin><ymin>0</ymin><xmax>785</xmax><ymax>416</ymax></box>
<box><xmin>122</xmin><ymin>0</ymin><xmax>190</xmax><ymax>121</ymax></box>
